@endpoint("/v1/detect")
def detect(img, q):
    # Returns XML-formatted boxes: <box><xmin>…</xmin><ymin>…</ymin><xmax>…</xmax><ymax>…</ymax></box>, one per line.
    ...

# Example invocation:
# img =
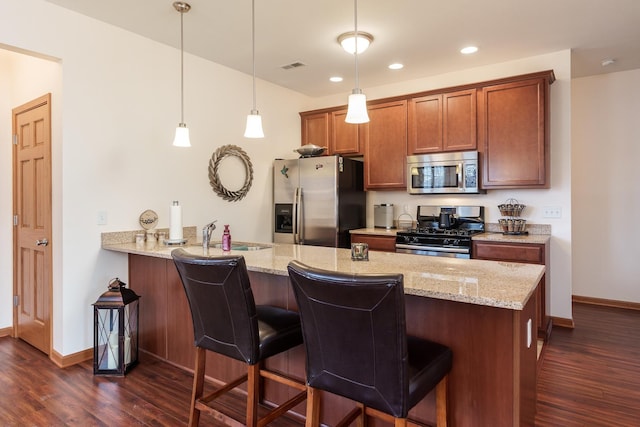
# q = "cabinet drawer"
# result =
<box><xmin>472</xmin><ymin>241</ymin><xmax>544</xmax><ymax>264</ymax></box>
<box><xmin>351</xmin><ymin>234</ymin><xmax>397</xmax><ymax>252</ymax></box>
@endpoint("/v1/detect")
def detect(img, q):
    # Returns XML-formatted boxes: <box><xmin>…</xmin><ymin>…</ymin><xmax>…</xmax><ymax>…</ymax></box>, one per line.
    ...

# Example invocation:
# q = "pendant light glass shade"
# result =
<box><xmin>345</xmin><ymin>0</ymin><xmax>369</xmax><ymax>124</ymax></box>
<box><xmin>173</xmin><ymin>123</ymin><xmax>191</xmax><ymax>147</ymax></box>
<box><xmin>244</xmin><ymin>110</ymin><xmax>264</xmax><ymax>138</ymax></box>
<box><xmin>245</xmin><ymin>0</ymin><xmax>264</xmax><ymax>138</ymax></box>
<box><xmin>173</xmin><ymin>2</ymin><xmax>191</xmax><ymax>147</ymax></box>
<box><xmin>346</xmin><ymin>89</ymin><xmax>369</xmax><ymax>124</ymax></box>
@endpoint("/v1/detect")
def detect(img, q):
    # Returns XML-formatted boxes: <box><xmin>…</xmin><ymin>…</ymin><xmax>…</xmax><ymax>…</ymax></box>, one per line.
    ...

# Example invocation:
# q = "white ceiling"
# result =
<box><xmin>44</xmin><ymin>0</ymin><xmax>640</xmax><ymax>97</ymax></box>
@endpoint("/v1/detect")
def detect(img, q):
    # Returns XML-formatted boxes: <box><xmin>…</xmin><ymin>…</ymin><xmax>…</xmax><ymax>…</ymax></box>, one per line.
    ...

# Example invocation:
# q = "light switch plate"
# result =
<box><xmin>526</xmin><ymin>318</ymin><xmax>532</xmax><ymax>348</ymax></box>
<box><xmin>542</xmin><ymin>206</ymin><xmax>562</xmax><ymax>218</ymax></box>
<box><xmin>97</xmin><ymin>211</ymin><xmax>108</xmax><ymax>225</ymax></box>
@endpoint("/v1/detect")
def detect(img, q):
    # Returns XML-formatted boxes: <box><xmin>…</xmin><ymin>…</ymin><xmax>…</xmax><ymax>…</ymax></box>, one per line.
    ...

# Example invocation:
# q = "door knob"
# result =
<box><xmin>36</xmin><ymin>239</ymin><xmax>49</xmax><ymax>246</ymax></box>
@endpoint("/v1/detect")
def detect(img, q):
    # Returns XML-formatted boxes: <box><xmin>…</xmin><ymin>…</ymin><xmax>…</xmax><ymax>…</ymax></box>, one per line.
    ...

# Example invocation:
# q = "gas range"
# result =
<box><xmin>395</xmin><ymin>206</ymin><xmax>484</xmax><ymax>259</ymax></box>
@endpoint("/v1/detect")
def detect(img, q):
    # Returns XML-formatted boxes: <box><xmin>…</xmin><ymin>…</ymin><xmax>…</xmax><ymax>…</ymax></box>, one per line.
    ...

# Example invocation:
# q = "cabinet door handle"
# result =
<box><xmin>36</xmin><ymin>239</ymin><xmax>49</xmax><ymax>246</ymax></box>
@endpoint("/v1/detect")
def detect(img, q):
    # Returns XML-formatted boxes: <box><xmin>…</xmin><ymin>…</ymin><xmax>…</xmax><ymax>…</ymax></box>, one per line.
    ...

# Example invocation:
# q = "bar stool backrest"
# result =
<box><xmin>287</xmin><ymin>260</ymin><xmax>410</xmax><ymax>417</ymax></box>
<box><xmin>172</xmin><ymin>250</ymin><xmax>260</xmax><ymax>364</ymax></box>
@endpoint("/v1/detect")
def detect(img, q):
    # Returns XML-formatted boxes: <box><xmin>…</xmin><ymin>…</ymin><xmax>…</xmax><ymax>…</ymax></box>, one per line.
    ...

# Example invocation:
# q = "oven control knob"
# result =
<box><xmin>443</xmin><ymin>239</ymin><xmax>450</xmax><ymax>245</ymax></box>
<box><xmin>453</xmin><ymin>239</ymin><xmax>460</xmax><ymax>246</ymax></box>
<box><xmin>411</xmin><ymin>236</ymin><xmax>419</xmax><ymax>243</ymax></box>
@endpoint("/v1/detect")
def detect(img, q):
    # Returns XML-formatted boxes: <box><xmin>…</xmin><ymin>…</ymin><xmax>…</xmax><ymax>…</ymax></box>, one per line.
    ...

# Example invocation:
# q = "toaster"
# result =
<box><xmin>374</xmin><ymin>204</ymin><xmax>395</xmax><ymax>229</ymax></box>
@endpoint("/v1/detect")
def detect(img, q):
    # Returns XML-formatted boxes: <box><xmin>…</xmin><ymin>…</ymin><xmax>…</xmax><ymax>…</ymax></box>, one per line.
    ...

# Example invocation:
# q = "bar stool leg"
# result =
<box><xmin>247</xmin><ymin>364</ymin><xmax>260</xmax><ymax>427</ymax></box>
<box><xmin>435</xmin><ymin>375</ymin><xmax>448</xmax><ymax>427</ymax></box>
<box><xmin>305</xmin><ymin>386</ymin><xmax>321</xmax><ymax>427</ymax></box>
<box><xmin>189</xmin><ymin>347</ymin><xmax>206</xmax><ymax>427</ymax></box>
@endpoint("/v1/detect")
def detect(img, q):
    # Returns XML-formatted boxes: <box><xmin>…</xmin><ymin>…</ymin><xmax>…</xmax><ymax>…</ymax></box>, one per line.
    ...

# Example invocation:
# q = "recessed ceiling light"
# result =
<box><xmin>460</xmin><ymin>46</ymin><xmax>478</xmax><ymax>55</ymax></box>
<box><xmin>329</xmin><ymin>76</ymin><xmax>343</xmax><ymax>83</ymax></box>
<box><xmin>601</xmin><ymin>58</ymin><xmax>616</xmax><ymax>67</ymax></box>
<box><xmin>388</xmin><ymin>63</ymin><xmax>404</xmax><ymax>70</ymax></box>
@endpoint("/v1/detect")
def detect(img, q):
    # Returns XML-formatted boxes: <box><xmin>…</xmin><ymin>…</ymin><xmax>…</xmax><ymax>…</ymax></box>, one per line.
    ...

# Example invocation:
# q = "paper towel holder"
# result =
<box><xmin>166</xmin><ymin>201</ymin><xmax>188</xmax><ymax>245</ymax></box>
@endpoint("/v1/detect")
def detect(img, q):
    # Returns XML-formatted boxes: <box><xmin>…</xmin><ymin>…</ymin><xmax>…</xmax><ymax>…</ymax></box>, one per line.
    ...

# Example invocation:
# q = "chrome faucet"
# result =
<box><xmin>202</xmin><ymin>220</ymin><xmax>217</xmax><ymax>248</ymax></box>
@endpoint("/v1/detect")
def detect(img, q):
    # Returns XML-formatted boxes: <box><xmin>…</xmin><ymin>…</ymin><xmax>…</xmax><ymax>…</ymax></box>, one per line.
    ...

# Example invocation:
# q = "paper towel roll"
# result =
<box><xmin>170</xmin><ymin>201</ymin><xmax>183</xmax><ymax>241</ymax></box>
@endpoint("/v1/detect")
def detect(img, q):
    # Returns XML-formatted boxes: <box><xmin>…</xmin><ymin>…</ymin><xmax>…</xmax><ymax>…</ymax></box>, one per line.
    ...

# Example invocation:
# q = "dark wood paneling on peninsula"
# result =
<box><xmin>126</xmin><ymin>254</ymin><xmax>539</xmax><ymax>426</ymax></box>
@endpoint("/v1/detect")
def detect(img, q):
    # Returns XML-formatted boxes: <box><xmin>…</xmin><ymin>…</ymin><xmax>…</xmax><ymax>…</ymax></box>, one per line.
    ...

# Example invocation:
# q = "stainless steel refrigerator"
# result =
<box><xmin>273</xmin><ymin>155</ymin><xmax>365</xmax><ymax>248</ymax></box>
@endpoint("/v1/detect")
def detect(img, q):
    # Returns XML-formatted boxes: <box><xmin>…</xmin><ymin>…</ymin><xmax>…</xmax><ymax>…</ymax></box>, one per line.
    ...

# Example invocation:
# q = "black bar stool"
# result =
<box><xmin>287</xmin><ymin>260</ymin><xmax>453</xmax><ymax>427</ymax></box>
<box><xmin>172</xmin><ymin>249</ymin><xmax>307</xmax><ymax>427</ymax></box>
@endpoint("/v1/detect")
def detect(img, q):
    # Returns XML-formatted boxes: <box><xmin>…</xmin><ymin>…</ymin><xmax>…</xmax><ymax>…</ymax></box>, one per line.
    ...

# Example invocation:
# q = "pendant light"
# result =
<box><xmin>345</xmin><ymin>0</ymin><xmax>369</xmax><ymax>124</ymax></box>
<box><xmin>244</xmin><ymin>0</ymin><xmax>264</xmax><ymax>138</ymax></box>
<box><xmin>172</xmin><ymin>1</ymin><xmax>191</xmax><ymax>147</ymax></box>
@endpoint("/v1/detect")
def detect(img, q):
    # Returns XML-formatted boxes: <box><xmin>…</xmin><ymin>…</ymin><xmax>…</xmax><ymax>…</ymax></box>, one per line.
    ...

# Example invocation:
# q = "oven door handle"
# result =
<box><xmin>395</xmin><ymin>244</ymin><xmax>469</xmax><ymax>254</ymax></box>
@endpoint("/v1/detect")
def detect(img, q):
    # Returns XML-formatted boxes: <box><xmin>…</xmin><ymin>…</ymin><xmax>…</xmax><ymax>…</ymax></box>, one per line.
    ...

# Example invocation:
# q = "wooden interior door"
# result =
<box><xmin>13</xmin><ymin>93</ymin><xmax>52</xmax><ymax>355</ymax></box>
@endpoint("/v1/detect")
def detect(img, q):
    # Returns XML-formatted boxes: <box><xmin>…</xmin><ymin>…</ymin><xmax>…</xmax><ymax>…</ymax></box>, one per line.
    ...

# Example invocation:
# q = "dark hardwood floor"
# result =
<box><xmin>535</xmin><ymin>303</ymin><xmax>640</xmax><ymax>426</ymax></box>
<box><xmin>1</xmin><ymin>302</ymin><xmax>639</xmax><ymax>426</ymax></box>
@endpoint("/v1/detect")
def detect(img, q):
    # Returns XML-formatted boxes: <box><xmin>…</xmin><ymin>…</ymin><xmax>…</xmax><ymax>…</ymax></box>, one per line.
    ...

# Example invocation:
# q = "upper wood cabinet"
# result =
<box><xmin>478</xmin><ymin>75</ymin><xmax>552</xmax><ymax>189</ymax></box>
<box><xmin>300</xmin><ymin>70</ymin><xmax>555</xmax><ymax>191</ymax></box>
<box><xmin>363</xmin><ymin>100</ymin><xmax>407</xmax><ymax>190</ymax></box>
<box><xmin>330</xmin><ymin>109</ymin><xmax>363</xmax><ymax>156</ymax></box>
<box><xmin>408</xmin><ymin>89</ymin><xmax>477</xmax><ymax>154</ymax></box>
<box><xmin>300</xmin><ymin>111</ymin><xmax>329</xmax><ymax>152</ymax></box>
<box><xmin>300</xmin><ymin>110</ymin><xmax>363</xmax><ymax>156</ymax></box>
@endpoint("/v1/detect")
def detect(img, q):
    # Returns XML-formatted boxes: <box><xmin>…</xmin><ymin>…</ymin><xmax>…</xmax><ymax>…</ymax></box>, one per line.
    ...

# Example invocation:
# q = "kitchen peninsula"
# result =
<box><xmin>102</xmin><ymin>236</ymin><xmax>544</xmax><ymax>426</ymax></box>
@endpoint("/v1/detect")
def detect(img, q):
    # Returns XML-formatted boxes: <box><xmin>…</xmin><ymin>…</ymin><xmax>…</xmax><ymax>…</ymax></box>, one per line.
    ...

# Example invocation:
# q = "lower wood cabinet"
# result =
<box><xmin>472</xmin><ymin>240</ymin><xmax>551</xmax><ymax>339</ymax></box>
<box><xmin>350</xmin><ymin>233</ymin><xmax>397</xmax><ymax>252</ymax></box>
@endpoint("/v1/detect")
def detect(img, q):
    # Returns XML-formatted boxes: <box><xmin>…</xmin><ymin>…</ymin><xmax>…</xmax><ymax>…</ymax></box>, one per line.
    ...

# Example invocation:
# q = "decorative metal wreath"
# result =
<box><xmin>208</xmin><ymin>144</ymin><xmax>253</xmax><ymax>202</ymax></box>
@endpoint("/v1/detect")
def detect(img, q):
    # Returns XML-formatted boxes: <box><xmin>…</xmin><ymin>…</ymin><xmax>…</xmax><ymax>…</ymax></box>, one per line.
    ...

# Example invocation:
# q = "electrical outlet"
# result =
<box><xmin>542</xmin><ymin>206</ymin><xmax>561</xmax><ymax>218</ymax></box>
<box><xmin>527</xmin><ymin>318</ymin><xmax>532</xmax><ymax>348</ymax></box>
<box><xmin>97</xmin><ymin>211</ymin><xmax>108</xmax><ymax>225</ymax></box>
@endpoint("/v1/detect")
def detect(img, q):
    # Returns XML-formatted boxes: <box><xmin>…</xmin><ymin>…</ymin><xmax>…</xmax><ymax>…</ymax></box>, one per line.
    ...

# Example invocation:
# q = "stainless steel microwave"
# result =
<box><xmin>407</xmin><ymin>151</ymin><xmax>482</xmax><ymax>194</ymax></box>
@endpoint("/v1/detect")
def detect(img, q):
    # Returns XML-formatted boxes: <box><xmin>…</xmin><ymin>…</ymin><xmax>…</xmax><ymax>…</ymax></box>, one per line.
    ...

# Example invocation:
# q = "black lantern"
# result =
<box><xmin>93</xmin><ymin>278</ymin><xmax>140</xmax><ymax>376</ymax></box>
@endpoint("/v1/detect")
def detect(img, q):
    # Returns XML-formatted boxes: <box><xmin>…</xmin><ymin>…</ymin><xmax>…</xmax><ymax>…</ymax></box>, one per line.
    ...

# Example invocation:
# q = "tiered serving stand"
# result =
<box><xmin>498</xmin><ymin>199</ymin><xmax>528</xmax><ymax>235</ymax></box>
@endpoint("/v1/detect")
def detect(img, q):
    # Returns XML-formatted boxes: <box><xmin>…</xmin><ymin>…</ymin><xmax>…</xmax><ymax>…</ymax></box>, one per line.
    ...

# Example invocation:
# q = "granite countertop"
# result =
<box><xmin>349</xmin><ymin>227</ymin><xmax>399</xmax><ymax>236</ymax></box>
<box><xmin>102</xmin><ymin>234</ymin><xmax>545</xmax><ymax>311</ymax></box>
<box><xmin>472</xmin><ymin>232</ymin><xmax>550</xmax><ymax>245</ymax></box>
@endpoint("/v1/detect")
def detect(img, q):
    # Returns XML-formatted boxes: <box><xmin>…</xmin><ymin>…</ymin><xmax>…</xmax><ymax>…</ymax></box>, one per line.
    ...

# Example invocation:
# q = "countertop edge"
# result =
<box><xmin>103</xmin><ymin>241</ymin><xmax>543</xmax><ymax>311</ymax></box>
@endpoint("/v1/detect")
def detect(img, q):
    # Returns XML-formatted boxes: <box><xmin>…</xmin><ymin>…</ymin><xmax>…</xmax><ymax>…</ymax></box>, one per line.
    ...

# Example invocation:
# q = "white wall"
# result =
<box><xmin>0</xmin><ymin>0</ymin><xmax>309</xmax><ymax>355</ymax></box>
<box><xmin>305</xmin><ymin>51</ymin><xmax>574</xmax><ymax>320</ymax></box>
<box><xmin>572</xmin><ymin>69</ymin><xmax>640</xmax><ymax>302</ymax></box>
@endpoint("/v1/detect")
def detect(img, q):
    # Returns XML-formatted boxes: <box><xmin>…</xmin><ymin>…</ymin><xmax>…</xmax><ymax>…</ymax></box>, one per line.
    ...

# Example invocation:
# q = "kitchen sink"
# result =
<box><xmin>182</xmin><ymin>242</ymin><xmax>272</xmax><ymax>251</ymax></box>
<box><xmin>209</xmin><ymin>242</ymin><xmax>272</xmax><ymax>251</ymax></box>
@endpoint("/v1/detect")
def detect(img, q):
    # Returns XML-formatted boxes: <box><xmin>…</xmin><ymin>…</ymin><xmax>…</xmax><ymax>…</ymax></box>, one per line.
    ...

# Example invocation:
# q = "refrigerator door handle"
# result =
<box><xmin>293</xmin><ymin>187</ymin><xmax>299</xmax><ymax>244</ymax></box>
<box><xmin>294</xmin><ymin>187</ymin><xmax>303</xmax><ymax>244</ymax></box>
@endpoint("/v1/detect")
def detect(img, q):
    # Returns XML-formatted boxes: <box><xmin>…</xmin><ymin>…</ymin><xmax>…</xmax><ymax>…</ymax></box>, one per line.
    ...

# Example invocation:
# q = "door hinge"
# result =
<box><xmin>12</xmin><ymin>134</ymin><xmax>18</xmax><ymax>145</ymax></box>
<box><xmin>13</xmin><ymin>215</ymin><xmax>18</xmax><ymax>226</ymax></box>
<box><xmin>14</xmin><ymin>295</ymin><xmax>19</xmax><ymax>307</ymax></box>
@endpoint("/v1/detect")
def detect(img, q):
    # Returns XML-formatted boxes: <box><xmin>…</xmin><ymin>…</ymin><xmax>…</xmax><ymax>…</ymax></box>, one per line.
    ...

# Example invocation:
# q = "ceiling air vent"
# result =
<box><xmin>281</xmin><ymin>61</ymin><xmax>306</xmax><ymax>70</ymax></box>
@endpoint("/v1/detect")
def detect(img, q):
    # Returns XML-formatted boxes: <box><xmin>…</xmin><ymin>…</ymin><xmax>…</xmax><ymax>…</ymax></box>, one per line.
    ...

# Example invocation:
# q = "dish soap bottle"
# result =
<box><xmin>222</xmin><ymin>225</ymin><xmax>231</xmax><ymax>251</ymax></box>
